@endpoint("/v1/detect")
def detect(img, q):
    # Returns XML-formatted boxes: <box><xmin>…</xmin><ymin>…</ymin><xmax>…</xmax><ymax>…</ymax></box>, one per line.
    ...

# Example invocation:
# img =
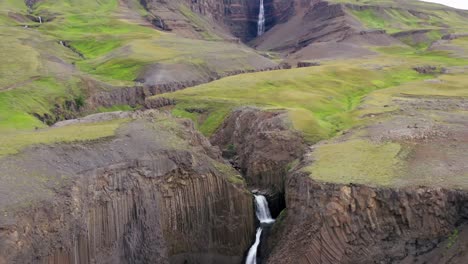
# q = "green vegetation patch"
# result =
<box><xmin>306</xmin><ymin>139</ymin><xmax>404</xmax><ymax>186</ymax></box>
<box><xmin>0</xmin><ymin>77</ymin><xmax>84</xmax><ymax>132</ymax></box>
<box><xmin>154</xmin><ymin>62</ymin><xmax>426</xmax><ymax>142</ymax></box>
<box><xmin>213</xmin><ymin>161</ymin><xmax>246</xmax><ymax>185</ymax></box>
<box><xmin>0</xmin><ymin>119</ymin><xmax>128</xmax><ymax>157</ymax></box>
<box><xmin>345</xmin><ymin>1</ymin><xmax>468</xmax><ymax>35</ymax></box>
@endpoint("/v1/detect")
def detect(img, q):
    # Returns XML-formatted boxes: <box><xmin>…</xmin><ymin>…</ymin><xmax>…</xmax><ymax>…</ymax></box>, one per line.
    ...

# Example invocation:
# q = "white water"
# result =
<box><xmin>38</xmin><ymin>16</ymin><xmax>42</xmax><ymax>24</ymax></box>
<box><xmin>59</xmin><ymin>41</ymin><xmax>64</xmax><ymax>46</ymax></box>
<box><xmin>254</xmin><ymin>195</ymin><xmax>275</xmax><ymax>224</ymax></box>
<box><xmin>158</xmin><ymin>17</ymin><xmax>164</xmax><ymax>29</ymax></box>
<box><xmin>257</xmin><ymin>0</ymin><xmax>265</xmax><ymax>36</ymax></box>
<box><xmin>245</xmin><ymin>228</ymin><xmax>263</xmax><ymax>264</ymax></box>
<box><xmin>245</xmin><ymin>195</ymin><xmax>275</xmax><ymax>264</ymax></box>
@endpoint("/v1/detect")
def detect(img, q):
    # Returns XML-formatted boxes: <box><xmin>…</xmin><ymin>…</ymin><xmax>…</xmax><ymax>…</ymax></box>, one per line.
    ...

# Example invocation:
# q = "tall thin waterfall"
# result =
<box><xmin>38</xmin><ymin>16</ymin><xmax>42</xmax><ymax>24</ymax></box>
<box><xmin>257</xmin><ymin>0</ymin><xmax>265</xmax><ymax>36</ymax></box>
<box><xmin>245</xmin><ymin>195</ymin><xmax>275</xmax><ymax>264</ymax></box>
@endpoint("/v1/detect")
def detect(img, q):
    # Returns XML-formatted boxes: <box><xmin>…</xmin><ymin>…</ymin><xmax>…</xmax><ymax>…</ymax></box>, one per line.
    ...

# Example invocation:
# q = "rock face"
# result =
<box><xmin>182</xmin><ymin>0</ymin><xmax>294</xmax><ymax>41</ymax></box>
<box><xmin>266</xmin><ymin>170</ymin><xmax>468</xmax><ymax>264</ymax></box>
<box><xmin>0</xmin><ymin>111</ymin><xmax>255</xmax><ymax>264</ymax></box>
<box><xmin>211</xmin><ymin>108</ymin><xmax>306</xmax><ymax>216</ymax></box>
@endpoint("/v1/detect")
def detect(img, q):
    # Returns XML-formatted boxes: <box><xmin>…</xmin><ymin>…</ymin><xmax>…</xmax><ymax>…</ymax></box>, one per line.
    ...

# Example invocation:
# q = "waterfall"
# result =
<box><xmin>159</xmin><ymin>18</ymin><xmax>164</xmax><ymax>30</ymax></box>
<box><xmin>245</xmin><ymin>228</ymin><xmax>262</xmax><ymax>264</ymax></box>
<box><xmin>254</xmin><ymin>195</ymin><xmax>274</xmax><ymax>224</ymax></box>
<box><xmin>59</xmin><ymin>41</ymin><xmax>64</xmax><ymax>46</ymax></box>
<box><xmin>245</xmin><ymin>195</ymin><xmax>275</xmax><ymax>264</ymax></box>
<box><xmin>257</xmin><ymin>0</ymin><xmax>265</xmax><ymax>36</ymax></box>
<box><xmin>38</xmin><ymin>16</ymin><xmax>42</xmax><ymax>24</ymax></box>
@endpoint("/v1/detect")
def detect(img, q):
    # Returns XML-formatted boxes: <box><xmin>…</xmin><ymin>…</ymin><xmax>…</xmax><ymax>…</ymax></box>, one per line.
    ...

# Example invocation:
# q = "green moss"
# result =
<box><xmin>345</xmin><ymin>1</ymin><xmax>468</xmax><ymax>36</ymax></box>
<box><xmin>350</xmin><ymin>9</ymin><xmax>387</xmax><ymax>31</ymax></box>
<box><xmin>306</xmin><ymin>139</ymin><xmax>404</xmax><ymax>186</ymax></box>
<box><xmin>155</xmin><ymin>62</ymin><xmax>426</xmax><ymax>142</ymax></box>
<box><xmin>70</xmin><ymin>39</ymin><xmax>124</xmax><ymax>59</ymax></box>
<box><xmin>0</xmin><ymin>119</ymin><xmax>128</xmax><ymax>157</ymax></box>
<box><xmin>446</xmin><ymin>229</ymin><xmax>459</xmax><ymax>249</ymax></box>
<box><xmin>286</xmin><ymin>159</ymin><xmax>300</xmax><ymax>172</ymax></box>
<box><xmin>0</xmin><ymin>77</ymin><xmax>82</xmax><ymax>132</ymax></box>
<box><xmin>213</xmin><ymin>161</ymin><xmax>245</xmax><ymax>185</ymax></box>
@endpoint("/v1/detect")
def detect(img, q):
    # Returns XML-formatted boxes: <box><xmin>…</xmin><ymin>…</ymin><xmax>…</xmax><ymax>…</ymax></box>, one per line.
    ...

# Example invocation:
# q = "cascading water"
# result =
<box><xmin>158</xmin><ymin>17</ymin><xmax>164</xmax><ymax>30</ymax></box>
<box><xmin>254</xmin><ymin>195</ymin><xmax>274</xmax><ymax>224</ymax></box>
<box><xmin>38</xmin><ymin>16</ymin><xmax>42</xmax><ymax>24</ymax></box>
<box><xmin>245</xmin><ymin>228</ymin><xmax>262</xmax><ymax>264</ymax></box>
<box><xmin>257</xmin><ymin>0</ymin><xmax>265</xmax><ymax>36</ymax></box>
<box><xmin>245</xmin><ymin>195</ymin><xmax>275</xmax><ymax>264</ymax></box>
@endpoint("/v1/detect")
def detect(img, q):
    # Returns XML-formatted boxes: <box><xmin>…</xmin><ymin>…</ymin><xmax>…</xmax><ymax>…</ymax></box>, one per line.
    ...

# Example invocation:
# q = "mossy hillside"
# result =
<box><xmin>433</xmin><ymin>36</ymin><xmax>468</xmax><ymax>59</ymax></box>
<box><xmin>29</xmin><ymin>0</ymin><xmax>266</xmax><ymax>85</ymax></box>
<box><xmin>152</xmin><ymin>38</ymin><xmax>468</xmax><ymax>145</ymax></box>
<box><xmin>2</xmin><ymin>0</ymin><xmax>271</xmax><ymax>86</ymax></box>
<box><xmin>307</xmin><ymin>139</ymin><xmax>404</xmax><ymax>186</ymax></box>
<box><xmin>0</xmin><ymin>118</ymin><xmax>128</xmax><ymax>157</ymax></box>
<box><xmin>331</xmin><ymin>0</ymin><xmax>468</xmax><ymax>32</ymax></box>
<box><xmin>329</xmin><ymin>0</ymin><xmax>455</xmax><ymax>9</ymax></box>
<box><xmin>348</xmin><ymin>7</ymin><xmax>468</xmax><ymax>34</ymax></box>
<box><xmin>328</xmin><ymin>0</ymin><xmax>468</xmax><ymax>49</ymax></box>
<box><xmin>304</xmin><ymin>69</ymin><xmax>468</xmax><ymax>187</ymax></box>
<box><xmin>0</xmin><ymin>0</ymin><xmax>269</xmax><ymax>135</ymax></box>
<box><xmin>154</xmin><ymin>58</ymin><xmax>438</xmax><ymax>142</ymax></box>
<box><xmin>0</xmin><ymin>77</ymin><xmax>85</xmax><ymax>132</ymax></box>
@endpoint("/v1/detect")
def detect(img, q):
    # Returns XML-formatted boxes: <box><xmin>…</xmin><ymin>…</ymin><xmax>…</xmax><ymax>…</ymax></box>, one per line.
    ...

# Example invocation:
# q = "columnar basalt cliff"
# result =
<box><xmin>211</xmin><ymin>108</ymin><xmax>306</xmax><ymax>216</ymax></box>
<box><xmin>266</xmin><ymin>169</ymin><xmax>468</xmax><ymax>264</ymax></box>
<box><xmin>0</xmin><ymin>112</ymin><xmax>255</xmax><ymax>264</ymax></box>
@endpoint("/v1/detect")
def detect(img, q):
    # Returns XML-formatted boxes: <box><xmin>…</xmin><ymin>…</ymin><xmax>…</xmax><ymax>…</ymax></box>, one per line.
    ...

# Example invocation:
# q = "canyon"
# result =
<box><xmin>1</xmin><ymin>0</ymin><xmax>468</xmax><ymax>263</ymax></box>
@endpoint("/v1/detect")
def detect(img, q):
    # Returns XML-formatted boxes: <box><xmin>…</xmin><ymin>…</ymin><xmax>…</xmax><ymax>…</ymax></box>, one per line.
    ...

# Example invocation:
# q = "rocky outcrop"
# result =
<box><xmin>0</xmin><ymin>111</ymin><xmax>255</xmax><ymax>264</ymax></box>
<box><xmin>266</xmin><ymin>169</ymin><xmax>468</xmax><ymax>264</ymax></box>
<box><xmin>88</xmin><ymin>81</ymin><xmax>200</xmax><ymax>110</ymax></box>
<box><xmin>442</xmin><ymin>33</ymin><xmax>468</xmax><ymax>40</ymax></box>
<box><xmin>211</xmin><ymin>108</ymin><xmax>306</xmax><ymax>216</ymax></box>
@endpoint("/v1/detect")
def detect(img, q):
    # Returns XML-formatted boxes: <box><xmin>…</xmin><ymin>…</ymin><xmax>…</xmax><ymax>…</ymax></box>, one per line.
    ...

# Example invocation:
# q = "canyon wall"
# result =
<box><xmin>211</xmin><ymin>108</ymin><xmax>306</xmax><ymax>216</ymax></box>
<box><xmin>183</xmin><ymin>0</ymin><xmax>294</xmax><ymax>41</ymax></box>
<box><xmin>0</xmin><ymin>112</ymin><xmax>255</xmax><ymax>264</ymax></box>
<box><xmin>266</xmin><ymin>170</ymin><xmax>468</xmax><ymax>264</ymax></box>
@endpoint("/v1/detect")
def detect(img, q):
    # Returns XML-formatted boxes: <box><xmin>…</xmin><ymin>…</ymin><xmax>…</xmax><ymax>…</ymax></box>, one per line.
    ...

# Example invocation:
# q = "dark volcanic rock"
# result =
<box><xmin>266</xmin><ymin>169</ymin><xmax>468</xmax><ymax>264</ymax></box>
<box><xmin>413</xmin><ymin>65</ymin><xmax>447</xmax><ymax>74</ymax></box>
<box><xmin>211</xmin><ymin>107</ymin><xmax>306</xmax><ymax>216</ymax></box>
<box><xmin>0</xmin><ymin>111</ymin><xmax>255</xmax><ymax>264</ymax></box>
<box><xmin>297</xmin><ymin>61</ymin><xmax>320</xmax><ymax>68</ymax></box>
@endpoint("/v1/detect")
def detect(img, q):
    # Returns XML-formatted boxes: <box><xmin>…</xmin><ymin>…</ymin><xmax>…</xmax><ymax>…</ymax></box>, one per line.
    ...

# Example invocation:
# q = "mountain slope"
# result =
<box><xmin>252</xmin><ymin>0</ymin><xmax>468</xmax><ymax>61</ymax></box>
<box><xmin>0</xmin><ymin>0</ymin><xmax>276</xmax><ymax>133</ymax></box>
